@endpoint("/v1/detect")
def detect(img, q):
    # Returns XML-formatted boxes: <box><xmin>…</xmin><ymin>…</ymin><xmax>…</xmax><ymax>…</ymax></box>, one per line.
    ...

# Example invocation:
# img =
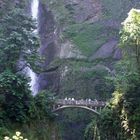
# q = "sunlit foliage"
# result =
<box><xmin>120</xmin><ymin>9</ymin><xmax>140</xmax><ymax>73</ymax></box>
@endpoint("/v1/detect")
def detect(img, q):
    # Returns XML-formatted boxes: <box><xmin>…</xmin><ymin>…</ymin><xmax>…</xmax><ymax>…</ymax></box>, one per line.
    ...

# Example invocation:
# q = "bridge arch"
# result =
<box><xmin>53</xmin><ymin>105</ymin><xmax>100</xmax><ymax>115</ymax></box>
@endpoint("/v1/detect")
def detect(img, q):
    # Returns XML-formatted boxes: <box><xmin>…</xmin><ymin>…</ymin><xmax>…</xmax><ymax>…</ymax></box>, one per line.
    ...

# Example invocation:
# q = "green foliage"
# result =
<box><xmin>119</xmin><ymin>9</ymin><xmax>140</xmax><ymax>73</ymax></box>
<box><xmin>107</xmin><ymin>10</ymin><xmax>140</xmax><ymax>139</ymax></box>
<box><xmin>86</xmin><ymin>8</ymin><xmax>140</xmax><ymax>140</ymax></box>
<box><xmin>58</xmin><ymin>59</ymin><xmax>113</xmax><ymax>100</ymax></box>
<box><xmin>0</xmin><ymin>7</ymin><xmax>40</xmax><ymax>73</ymax></box>
<box><xmin>44</xmin><ymin>0</ymin><xmax>74</xmax><ymax>25</ymax></box>
<box><xmin>30</xmin><ymin>91</ymin><xmax>55</xmax><ymax>121</ymax></box>
<box><xmin>23</xmin><ymin>91</ymin><xmax>55</xmax><ymax>140</ymax></box>
<box><xmin>0</xmin><ymin>70</ymin><xmax>32</xmax><ymax>123</ymax></box>
<box><xmin>63</xmin><ymin>23</ymin><xmax>118</xmax><ymax>56</ymax></box>
<box><xmin>0</xmin><ymin>3</ymin><xmax>55</xmax><ymax>140</ymax></box>
<box><xmin>57</xmin><ymin>109</ymin><xmax>94</xmax><ymax>140</ymax></box>
<box><xmin>0</xmin><ymin>3</ymin><xmax>40</xmax><ymax>124</ymax></box>
<box><xmin>84</xmin><ymin>119</ymin><xmax>99</xmax><ymax>140</ymax></box>
<box><xmin>0</xmin><ymin>0</ymin><xmax>27</xmax><ymax>18</ymax></box>
<box><xmin>0</xmin><ymin>127</ymin><xmax>12</xmax><ymax>140</ymax></box>
<box><xmin>93</xmin><ymin>86</ymin><xmax>140</xmax><ymax>140</ymax></box>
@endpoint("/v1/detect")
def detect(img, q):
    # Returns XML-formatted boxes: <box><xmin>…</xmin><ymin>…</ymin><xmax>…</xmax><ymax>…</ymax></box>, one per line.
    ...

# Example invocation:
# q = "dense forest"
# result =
<box><xmin>0</xmin><ymin>0</ymin><xmax>140</xmax><ymax>140</ymax></box>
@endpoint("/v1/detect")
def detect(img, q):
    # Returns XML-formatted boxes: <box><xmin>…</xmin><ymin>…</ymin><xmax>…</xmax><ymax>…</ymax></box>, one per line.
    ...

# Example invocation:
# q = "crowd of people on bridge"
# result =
<box><xmin>56</xmin><ymin>98</ymin><xmax>106</xmax><ymax>107</ymax></box>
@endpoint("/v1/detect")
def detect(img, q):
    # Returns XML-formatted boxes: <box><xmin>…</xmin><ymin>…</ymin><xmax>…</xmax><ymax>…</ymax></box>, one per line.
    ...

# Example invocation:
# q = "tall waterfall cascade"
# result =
<box><xmin>27</xmin><ymin>0</ymin><xmax>39</xmax><ymax>95</ymax></box>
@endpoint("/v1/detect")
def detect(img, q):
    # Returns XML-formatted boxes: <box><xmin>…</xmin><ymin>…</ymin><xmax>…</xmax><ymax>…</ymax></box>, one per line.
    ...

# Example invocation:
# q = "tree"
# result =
<box><xmin>0</xmin><ymin>70</ymin><xmax>32</xmax><ymax>123</ymax></box>
<box><xmin>0</xmin><ymin>3</ymin><xmax>55</xmax><ymax>139</ymax></box>
<box><xmin>0</xmin><ymin>7</ymin><xmax>40</xmax><ymax>73</ymax></box>
<box><xmin>85</xmin><ymin>9</ymin><xmax>140</xmax><ymax>140</ymax></box>
<box><xmin>120</xmin><ymin>8</ymin><xmax>140</xmax><ymax>74</ymax></box>
<box><xmin>0</xmin><ymin>4</ymin><xmax>40</xmax><ymax>123</ymax></box>
<box><xmin>107</xmin><ymin>9</ymin><xmax>140</xmax><ymax>139</ymax></box>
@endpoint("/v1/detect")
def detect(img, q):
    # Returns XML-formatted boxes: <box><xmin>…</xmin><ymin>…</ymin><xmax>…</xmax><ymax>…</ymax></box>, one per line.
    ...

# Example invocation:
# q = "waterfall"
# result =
<box><xmin>31</xmin><ymin>0</ymin><xmax>39</xmax><ymax>19</ymax></box>
<box><xmin>27</xmin><ymin>0</ymin><xmax>39</xmax><ymax>95</ymax></box>
<box><xmin>27</xmin><ymin>68</ymin><xmax>38</xmax><ymax>95</ymax></box>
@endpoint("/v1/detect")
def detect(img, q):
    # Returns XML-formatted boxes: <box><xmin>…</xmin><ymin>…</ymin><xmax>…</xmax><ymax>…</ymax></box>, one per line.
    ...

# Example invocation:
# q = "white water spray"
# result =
<box><xmin>27</xmin><ymin>0</ymin><xmax>39</xmax><ymax>95</ymax></box>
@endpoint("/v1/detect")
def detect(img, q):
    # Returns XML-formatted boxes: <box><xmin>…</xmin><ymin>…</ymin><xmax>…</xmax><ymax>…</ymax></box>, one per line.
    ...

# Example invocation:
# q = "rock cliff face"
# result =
<box><xmin>38</xmin><ymin>0</ymin><xmax>140</xmax><ymax>92</ymax></box>
<box><xmin>39</xmin><ymin>0</ymin><xmax>139</xmax><ymax>79</ymax></box>
<box><xmin>43</xmin><ymin>0</ymin><xmax>121</xmax><ymax>63</ymax></box>
<box><xmin>37</xmin><ymin>1</ymin><xmax>60</xmax><ymax>92</ymax></box>
<box><xmin>63</xmin><ymin>0</ymin><xmax>102</xmax><ymax>23</ymax></box>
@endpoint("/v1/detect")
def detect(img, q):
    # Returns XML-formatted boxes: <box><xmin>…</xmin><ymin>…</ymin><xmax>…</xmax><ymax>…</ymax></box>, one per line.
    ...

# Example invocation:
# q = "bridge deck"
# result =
<box><xmin>55</xmin><ymin>99</ymin><xmax>106</xmax><ymax>107</ymax></box>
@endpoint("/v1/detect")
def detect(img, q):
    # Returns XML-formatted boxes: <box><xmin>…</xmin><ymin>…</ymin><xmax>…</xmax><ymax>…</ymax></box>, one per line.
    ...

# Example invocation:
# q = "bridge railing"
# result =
<box><xmin>55</xmin><ymin>99</ymin><xmax>106</xmax><ymax>107</ymax></box>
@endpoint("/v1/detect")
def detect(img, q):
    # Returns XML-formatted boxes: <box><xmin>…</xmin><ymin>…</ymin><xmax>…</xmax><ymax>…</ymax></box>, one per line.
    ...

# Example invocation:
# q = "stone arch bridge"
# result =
<box><xmin>53</xmin><ymin>98</ymin><xmax>106</xmax><ymax>115</ymax></box>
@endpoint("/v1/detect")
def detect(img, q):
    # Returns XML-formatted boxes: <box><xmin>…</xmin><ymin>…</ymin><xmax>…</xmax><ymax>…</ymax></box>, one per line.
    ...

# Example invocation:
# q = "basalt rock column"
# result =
<box><xmin>38</xmin><ymin>1</ymin><xmax>60</xmax><ymax>92</ymax></box>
